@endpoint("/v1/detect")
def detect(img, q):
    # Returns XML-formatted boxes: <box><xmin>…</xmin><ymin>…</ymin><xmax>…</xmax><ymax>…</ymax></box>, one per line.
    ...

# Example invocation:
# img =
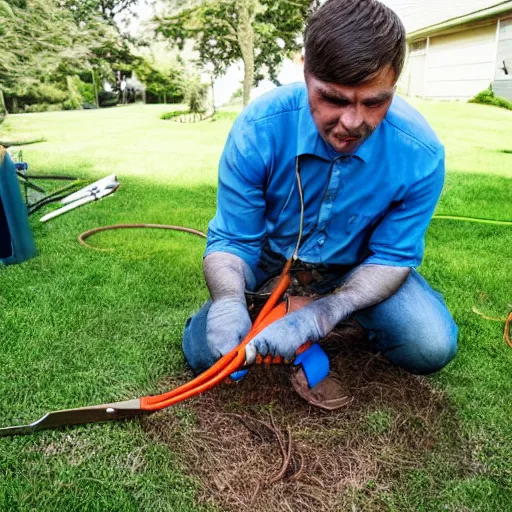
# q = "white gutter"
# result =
<box><xmin>408</xmin><ymin>1</ymin><xmax>512</xmax><ymax>41</ymax></box>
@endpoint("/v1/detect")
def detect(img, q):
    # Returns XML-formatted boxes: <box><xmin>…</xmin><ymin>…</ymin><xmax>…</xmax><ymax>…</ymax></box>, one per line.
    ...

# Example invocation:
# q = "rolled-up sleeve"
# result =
<box><xmin>205</xmin><ymin>118</ymin><xmax>268</xmax><ymax>269</ymax></box>
<box><xmin>365</xmin><ymin>146</ymin><xmax>445</xmax><ymax>267</ymax></box>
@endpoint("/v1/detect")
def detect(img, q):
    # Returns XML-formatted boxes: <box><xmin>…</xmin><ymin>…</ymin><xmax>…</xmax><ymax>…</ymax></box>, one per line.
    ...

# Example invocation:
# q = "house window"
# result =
<box><xmin>495</xmin><ymin>19</ymin><xmax>512</xmax><ymax>80</ymax></box>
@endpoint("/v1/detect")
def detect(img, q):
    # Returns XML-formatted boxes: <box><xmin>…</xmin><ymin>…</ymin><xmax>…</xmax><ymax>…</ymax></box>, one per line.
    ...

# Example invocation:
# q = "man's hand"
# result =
<box><xmin>206</xmin><ymin>297</ymin><xmax>252</xmax><ymax>358</ymax></box>
<box><xmin>245</xmin><ymin>297</ymin><xmax>341</xmax><ymax>364</ymax></box>
<box><xmin>203</xmin><ymin>252</ymin><xmax>256</xmax><ymax>360</ymax></box>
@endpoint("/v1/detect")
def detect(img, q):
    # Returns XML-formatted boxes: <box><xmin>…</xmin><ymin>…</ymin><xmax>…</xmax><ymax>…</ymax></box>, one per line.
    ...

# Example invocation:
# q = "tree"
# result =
<box><xmin>60</xmin><ymin>0</ymin><xmax>141</xmax><ymax>28</ymax></box>
<box><xmin>0</xmin><ymin>0</ymin><xmax>189</xmax><ymax>112</ymax></box>
<box><xmin>131</xmin><ymin>58</ymin><xmax>186</xmax><ymax>104</ymax></box>
<box><xmin>0</xmin><ymin>0</ymin><xmax>85</xmax><ymax>110</ymax></box>
<box><xmin>154</xmin><ymin>0</ymin><xmax>319</xmax><ymax>106</ymax></box>
<box><xmin>61</xmin><ymin>0</ymin><xmax>157</xmax><ymax>97</ymax></box>
<box><xmin>0</xmin><ymin>0</ymin><xmax>123</xmax><ymax>112</ymax></box>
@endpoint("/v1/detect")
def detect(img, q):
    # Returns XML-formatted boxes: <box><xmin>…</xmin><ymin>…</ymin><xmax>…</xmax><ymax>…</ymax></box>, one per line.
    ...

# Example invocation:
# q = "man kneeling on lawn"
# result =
<box><xmin>182</xmin><ymin>0</ymin><xmax>458</xmax><ymax>408</ymax></box>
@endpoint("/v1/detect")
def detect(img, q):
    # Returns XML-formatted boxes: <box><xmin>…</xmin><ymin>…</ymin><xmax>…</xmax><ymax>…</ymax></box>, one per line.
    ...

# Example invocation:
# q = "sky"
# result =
<box><xmin>122</xmin><ymin>0</ymin><xmax>157</xmax><ymax>35</ymax></box>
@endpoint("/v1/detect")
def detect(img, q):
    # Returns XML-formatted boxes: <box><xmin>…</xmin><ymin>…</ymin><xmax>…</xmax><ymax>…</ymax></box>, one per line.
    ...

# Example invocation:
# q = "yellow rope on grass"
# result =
<box><xmin>505</xmin><ymin>312</ymin><xmax>512</xmax><ymax>349</ymax></box>
<box><xmin>434</xmin><ymin>215</ymin><xmax>512</xmax><ymax>349</ymax></box>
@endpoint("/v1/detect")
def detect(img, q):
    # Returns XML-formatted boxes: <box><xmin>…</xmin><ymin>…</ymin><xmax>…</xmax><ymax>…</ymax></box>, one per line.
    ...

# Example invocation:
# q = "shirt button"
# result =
<box><xmin>318</xmin><ymin>238</ymin><xmax>325</xmax><ymax>246</ymax></box>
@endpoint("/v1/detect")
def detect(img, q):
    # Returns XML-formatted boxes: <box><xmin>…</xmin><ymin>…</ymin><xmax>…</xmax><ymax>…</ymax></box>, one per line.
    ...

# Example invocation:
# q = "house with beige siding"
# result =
<box><xmin>399</xmin><ymin>1</ymin><xmax>512</xmax><ymax>100</ymax></box>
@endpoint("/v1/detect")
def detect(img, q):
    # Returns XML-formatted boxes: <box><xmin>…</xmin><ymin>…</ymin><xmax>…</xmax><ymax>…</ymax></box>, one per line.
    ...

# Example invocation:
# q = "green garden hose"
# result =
<box><xmin>433</xmin><ymin>214</ymin><xmax>512</xmax><ymax>227</ymax></box>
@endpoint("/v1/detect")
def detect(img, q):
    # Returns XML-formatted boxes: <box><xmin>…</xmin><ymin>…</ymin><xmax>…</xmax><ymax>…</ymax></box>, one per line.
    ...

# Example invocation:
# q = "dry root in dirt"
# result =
<box><xmin>143</xmin><ymin>327</ymin><xmax>460</xmax><ymax>512</ymax></box>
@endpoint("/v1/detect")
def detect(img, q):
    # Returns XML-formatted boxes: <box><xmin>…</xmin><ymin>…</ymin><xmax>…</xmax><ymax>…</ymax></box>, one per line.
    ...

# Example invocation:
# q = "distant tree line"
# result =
<box><xmin>0</xmin><ymin>0</ymin><xmax>319</xmax><ymax>118</ymax></box>
<box><xmin>0</xmin><ymin>0</ymin><xmax>186</xmax><ymax>116</ymax></box>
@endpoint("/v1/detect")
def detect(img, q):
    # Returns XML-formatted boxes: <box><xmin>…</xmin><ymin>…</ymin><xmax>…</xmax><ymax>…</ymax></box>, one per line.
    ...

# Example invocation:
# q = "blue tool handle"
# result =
<box><xmin>230</xmin><ymin>369</ymin><xmax>249</xmax><ymax>382</ymax></box>
<box><xmin>293</xmin><ymin>343</ymin><xmax>330</xmax><ymax>388</ymax></box>
<box><xmin>15</xmin><ymin>162</ymin><xmax>28</xmax><ymax>171</ymax></box>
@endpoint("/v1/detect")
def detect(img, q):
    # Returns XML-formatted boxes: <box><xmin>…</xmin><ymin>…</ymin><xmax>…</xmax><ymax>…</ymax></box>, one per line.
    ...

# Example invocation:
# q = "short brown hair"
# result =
<box><xmin>304</xmin><ymin>0</ymin><xmax>406</xmax><ymax>85</ymax></box>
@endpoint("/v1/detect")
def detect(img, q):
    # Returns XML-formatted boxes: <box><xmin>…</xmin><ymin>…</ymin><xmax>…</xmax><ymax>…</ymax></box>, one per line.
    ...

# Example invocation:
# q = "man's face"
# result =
<box><xmin>305</xmin><ymin>65</ymin><xmax>396</xmax><ymax>154</ymax></box>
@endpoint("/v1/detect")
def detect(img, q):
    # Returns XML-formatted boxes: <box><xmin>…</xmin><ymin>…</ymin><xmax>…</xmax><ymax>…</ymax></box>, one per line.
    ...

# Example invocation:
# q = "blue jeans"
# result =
<box><xmin>182</xmin><ymin>269</ymin><xmax>458</xmax><ymax>376</ymax></box>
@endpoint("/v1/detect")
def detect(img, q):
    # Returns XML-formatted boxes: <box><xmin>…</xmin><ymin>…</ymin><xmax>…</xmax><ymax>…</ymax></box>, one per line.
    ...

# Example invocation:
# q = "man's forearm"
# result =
<box><xmin>203</xmin><ymin>252</ymin><xmax>256</xmax><ymax>301</ymax></box>
<box><xmin>335</xmin><ymin>264</ymin><xmax>411</xmax><ymax>312</ymax></box>
<box><xmin>309</xmin><ymin>264</ymin><xmax>411</xmax><ymax>337</ymax></box>
<box><xmin>244</xmin><ymin>263</ymin><xmax>411</xmax><ymax>362</ymax></box>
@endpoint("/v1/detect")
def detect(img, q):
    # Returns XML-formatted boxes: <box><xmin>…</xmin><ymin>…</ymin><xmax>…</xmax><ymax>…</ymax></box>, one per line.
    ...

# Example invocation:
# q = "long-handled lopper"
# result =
<box><xmin>0</xmin><ymin>258</ymin><xmax>329</xmax><ymax>437</ymax></box>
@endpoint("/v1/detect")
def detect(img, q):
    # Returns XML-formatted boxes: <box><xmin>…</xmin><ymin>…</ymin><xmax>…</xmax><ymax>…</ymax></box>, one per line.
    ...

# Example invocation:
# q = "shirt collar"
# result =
<box><xmin>352</xmin><ymin>123</ymin><xmax>381</xmax><ymax>163</ymax></box>
<box><xmin>296</xmin><ymin>103</ymin><xmax>333</xmax><ymax>162</ymax></box>
<box><xmin>296</xmin><ymin>97</ymin><xmax>382</xmax><ymax>165</ymax></box>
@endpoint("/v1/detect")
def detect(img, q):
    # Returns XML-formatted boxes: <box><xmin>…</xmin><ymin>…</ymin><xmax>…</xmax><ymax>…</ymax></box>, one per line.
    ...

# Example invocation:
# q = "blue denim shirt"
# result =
<box><xmin>206</xmin><ymin>83</ymin><xmax>444</xmax><ymax>284</ymax></box>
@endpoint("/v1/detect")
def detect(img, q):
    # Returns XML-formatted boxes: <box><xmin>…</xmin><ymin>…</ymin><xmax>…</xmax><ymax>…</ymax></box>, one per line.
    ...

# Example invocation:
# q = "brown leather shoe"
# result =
<box><xmin>289</xmin><ymin>318</ymin><xmax>367</xmax><ymax>410</ymax></box>
<box><xmin>290</xmin><ymin>366</ymin><xmax>353</xmax><ymax>411</ymax></box>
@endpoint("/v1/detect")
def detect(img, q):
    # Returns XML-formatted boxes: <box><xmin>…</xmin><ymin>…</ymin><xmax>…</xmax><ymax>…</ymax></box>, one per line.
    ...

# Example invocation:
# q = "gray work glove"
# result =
<box><xmin>245</xmin><ymin>295</ymin><xmax>345</xmax><ymax>364</ymax></box>
<box><xmin>206</xmin><ymin>297</ymin><xmax>252</xmax><ymax>359</ymax></box>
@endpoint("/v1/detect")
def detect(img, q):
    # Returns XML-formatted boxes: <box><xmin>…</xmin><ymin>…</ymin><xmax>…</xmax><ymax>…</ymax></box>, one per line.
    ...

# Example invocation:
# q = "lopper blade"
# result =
<box><xmin>0</xmin><ymin>399</ymin><xmax>145</xmax><ymax>437</ymax></box>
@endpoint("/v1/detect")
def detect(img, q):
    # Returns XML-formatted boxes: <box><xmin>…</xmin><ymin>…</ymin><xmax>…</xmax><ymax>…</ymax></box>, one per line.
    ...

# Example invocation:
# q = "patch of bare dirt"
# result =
<box><xmin>143</xmin><ymin>328</ymin><xmax>462</xmax><ymax>511</ymax></box>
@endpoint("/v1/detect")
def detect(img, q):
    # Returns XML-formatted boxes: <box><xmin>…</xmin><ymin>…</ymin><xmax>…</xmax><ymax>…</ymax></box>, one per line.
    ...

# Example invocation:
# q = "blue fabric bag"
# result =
<box><xmin>0</xmin><ymin>148</ymin><xmax>36</xmax><ymax>266</ymax></box>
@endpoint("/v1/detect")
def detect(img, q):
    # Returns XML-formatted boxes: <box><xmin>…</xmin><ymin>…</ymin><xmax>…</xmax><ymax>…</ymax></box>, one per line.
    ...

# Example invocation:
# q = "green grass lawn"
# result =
<box><xmin>1</xmin><ymin>98</ymin><xmax>512</xmax><ymax>511</ymax></box>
